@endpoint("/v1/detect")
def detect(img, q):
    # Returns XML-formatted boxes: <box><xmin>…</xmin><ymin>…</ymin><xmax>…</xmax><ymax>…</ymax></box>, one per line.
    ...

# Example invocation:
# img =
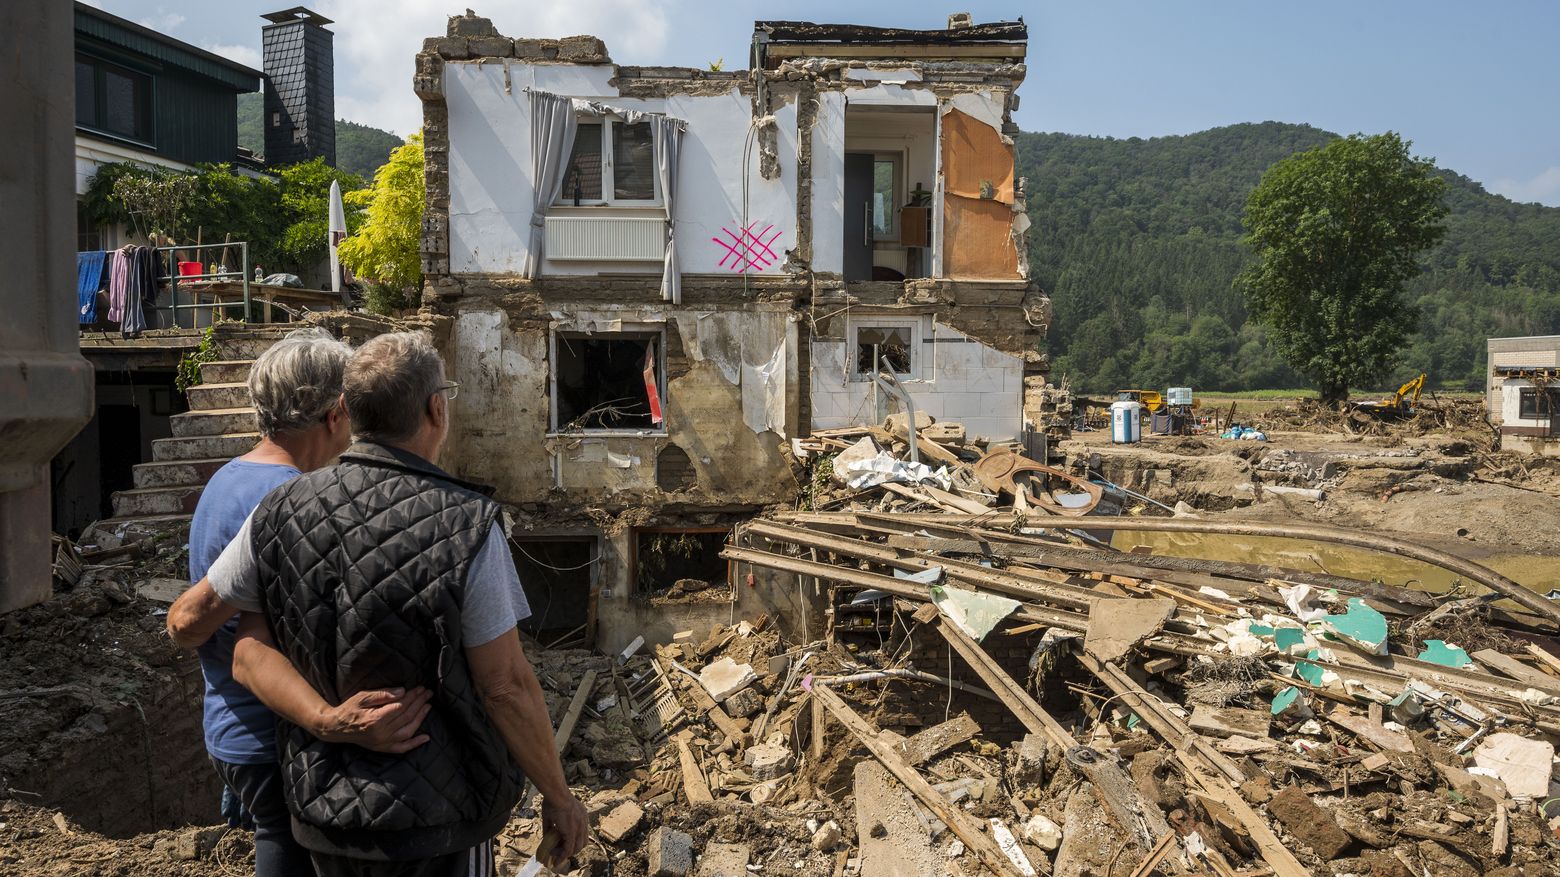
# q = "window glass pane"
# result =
<box><xmin>75</xmin><ymin>60</ymin><xmax>96</xmax><ymax>126</ymax></box>
<box><xmin>561</xmin><ymin>122</ymin><xmax>603</xmax><ymax>202</ymax></box>
<box><xmin>613</xmin><ymin>121</ymin><xmax>656</xmax><ymax>201</ymax></box>
<box><xmin>856</xmin><ymin>326</ymin><xmax>912</xmax><ymax>374</ymax></box>
<box><xmin>102</xmin><ymin>68</ymin><xmax>140</xmax><ymax>137</ymax></box>
<box><xmin>872</xmin><ymin>159</ymin><xmax>897</xmax><ymax>238</ymax></box>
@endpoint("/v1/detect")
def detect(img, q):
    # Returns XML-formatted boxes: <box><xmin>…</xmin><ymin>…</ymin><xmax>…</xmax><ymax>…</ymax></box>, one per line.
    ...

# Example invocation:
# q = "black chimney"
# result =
<box><xmin>260</xmin><ymin>7</ymin><xmax>335</xmax><ymax>167</ymax></box>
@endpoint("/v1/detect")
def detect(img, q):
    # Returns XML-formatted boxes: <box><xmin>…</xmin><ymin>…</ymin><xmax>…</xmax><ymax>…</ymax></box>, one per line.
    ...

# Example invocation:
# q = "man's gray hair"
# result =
<box><xmin>344</xmin><ymin>331</ymin><xmax>446</xmax><ymax>444</ymax></box>
<box><xmin>247</xmin><ymin>328</ymin><xmax>353</xmax><ymax>438</ymax></box>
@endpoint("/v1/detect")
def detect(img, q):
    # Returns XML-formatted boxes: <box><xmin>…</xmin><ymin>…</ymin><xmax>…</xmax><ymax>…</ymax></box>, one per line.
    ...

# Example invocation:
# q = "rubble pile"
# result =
<box><xmin>796</xmin><ymin>409</ymin><xmax>1129</xmax><ymax>519</ymax></box>
<box><xmin>711</xmin><ymin>500</ymin><xmax>1560</xmax><ymax>877</ymax></box>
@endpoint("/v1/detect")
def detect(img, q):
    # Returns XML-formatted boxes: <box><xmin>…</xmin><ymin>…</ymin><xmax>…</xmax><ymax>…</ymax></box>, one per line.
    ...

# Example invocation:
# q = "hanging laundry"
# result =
<box><xmin>122</xmin><ymin>247</ymin><xmax>149</xmax><ymax>337</ymax></box>
<box><xmin>106</xmin><ymin>246</ymin><xmax>131</xmax><ymax>325</ymax></box>
<box><xmin>77</xmin><ymin>251</ymin><xmax>106</xmax><ymax>324</ymax></box>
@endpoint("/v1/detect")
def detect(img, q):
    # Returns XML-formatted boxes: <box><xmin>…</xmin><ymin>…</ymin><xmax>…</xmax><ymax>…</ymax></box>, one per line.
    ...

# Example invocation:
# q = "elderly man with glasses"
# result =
<box><xmin>189</xmin><ymin>331</ymin><xmax>587</xmax><ymax>877</ymax></box>
<box><xmin>168</xmin><ymin>328</ymin><xmax>432</xmax><ymax>877</ymax></box>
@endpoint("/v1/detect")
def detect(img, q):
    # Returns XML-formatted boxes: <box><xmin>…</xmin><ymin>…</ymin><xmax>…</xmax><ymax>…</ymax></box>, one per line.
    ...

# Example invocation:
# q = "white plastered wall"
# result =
<box><xmin>810</xmin><ymin>317</ymin><xmax>1023</xmax><ymax>442</ymax></box>
<box><xmin>444</xmin><ymin>63</ymin><xmax>799</xmax><ymax>276</ymax></box>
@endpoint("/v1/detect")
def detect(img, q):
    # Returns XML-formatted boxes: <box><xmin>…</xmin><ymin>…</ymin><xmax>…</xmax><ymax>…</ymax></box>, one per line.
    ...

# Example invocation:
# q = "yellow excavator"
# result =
<box><xmin>1353</xmin><ymin>373</ymin><xmax>1426</xmax><ymax>418</ymax></box>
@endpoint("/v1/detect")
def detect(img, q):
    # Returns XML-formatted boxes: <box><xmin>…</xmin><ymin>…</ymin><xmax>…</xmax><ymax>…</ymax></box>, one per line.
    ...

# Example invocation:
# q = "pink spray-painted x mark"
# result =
<box><xmin>713</xmin><ymin>221</ymin><xmax>783</xmax><ymax>272</ymax></box>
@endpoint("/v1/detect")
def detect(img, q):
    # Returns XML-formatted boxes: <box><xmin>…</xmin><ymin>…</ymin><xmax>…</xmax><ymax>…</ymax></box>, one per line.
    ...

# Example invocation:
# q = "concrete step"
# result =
<box><xmin>131</xmin><ymin>458</ymin><xmax>232</xmax><ymax>490</ymax></box>
<box><xmin>170</xmin><ymin>407</ymin><xmax>257</xmax><ymax>438</ymax></box>
<box><xmin>213</xmin><ymin>338</ymin><xmax>290</xmax><ymax>361</ymax></box>
<box><xmin>200</xmin><ymin>360</ymin><xmax>255</xmax><ymax>384</ymax></box>
<box><xmin>152</xmin><ymin>432</ymin><xmax>260</xmax><ymax>461</ymax></box>
<box><xmin>111</xmin><ymin>485</ymin><xmax>204</xmax><ymax>518</ymax></box>
<box><xmin>186</xmin><ymin>382</ymin><xmax>250</xmax><ymax>411</ymax></box>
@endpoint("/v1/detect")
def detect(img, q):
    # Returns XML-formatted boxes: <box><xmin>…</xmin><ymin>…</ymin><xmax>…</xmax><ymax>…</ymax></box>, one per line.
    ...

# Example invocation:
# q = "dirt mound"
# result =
<box><xmin>0</xmin><ymin>802</ymin><xmax>245</xmax><ymax>877</ymax></box>
<box><xmin>0</xmin><ymin>575</ymin><xmax>221</xmax><ymax>838</ymax></box>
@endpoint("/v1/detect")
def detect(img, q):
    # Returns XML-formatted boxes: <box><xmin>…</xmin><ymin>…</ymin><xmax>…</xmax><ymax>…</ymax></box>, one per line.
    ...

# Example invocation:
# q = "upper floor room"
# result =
<box><xmin>418</xmin><ymin>12</ymin><xmax>1032</xmax><ymax>295</ymax></box>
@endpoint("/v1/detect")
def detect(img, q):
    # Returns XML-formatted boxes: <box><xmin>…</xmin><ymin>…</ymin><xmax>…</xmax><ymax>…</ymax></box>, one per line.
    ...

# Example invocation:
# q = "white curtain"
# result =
<box><xmin>524</xmin><ymin>91</ymin><xmax>578</xmax><ymax>278</ymax></box>
<box><xmin>650</xmin><ymin>114</ymin><xmax>685</xmax><ymax>303</ymax></box>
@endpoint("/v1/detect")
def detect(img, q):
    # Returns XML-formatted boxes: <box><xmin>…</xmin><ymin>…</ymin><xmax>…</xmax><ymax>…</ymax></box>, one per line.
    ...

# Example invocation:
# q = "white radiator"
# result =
<box><xmin>544</xmin><ymin>215</ymin><xmax>666</xmax><ymax>261</ymax></box>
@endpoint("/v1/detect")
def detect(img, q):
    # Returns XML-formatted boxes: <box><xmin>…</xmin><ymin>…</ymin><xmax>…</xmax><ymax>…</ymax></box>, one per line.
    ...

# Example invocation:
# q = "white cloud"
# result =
<box><xmin>136</xmin><ymin>9</ymin><xmax>185</xmax><ymax>31</ymax></box>
<box><xmin>202</xmin><ymin>42</ymin><xmax>263</xmax><ymax>70</ymax></box>
<box><xmin>316</xmin><ymin>0</ymin><xmax>672</xmax><ymax>136</ymax></box>
<box><xmin>1489</xmin><ymin>166</ymin><xmax>1560</xmax><ymax>207</ymax></box>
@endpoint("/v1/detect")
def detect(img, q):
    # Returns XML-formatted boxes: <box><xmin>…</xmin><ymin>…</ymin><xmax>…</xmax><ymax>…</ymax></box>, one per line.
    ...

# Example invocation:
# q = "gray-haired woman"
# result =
<box><xmin>167</xmin><ymin>328</ymin><xmax>432</xmax><ymax>877</ymax></box>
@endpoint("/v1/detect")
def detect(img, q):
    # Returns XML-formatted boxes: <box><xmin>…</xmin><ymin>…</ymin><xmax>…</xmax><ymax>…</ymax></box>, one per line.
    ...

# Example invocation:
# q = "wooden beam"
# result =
<box><xmin>519</xmin><ymin>669</ymin><xmax>597</xmax><ymax>811</ymax></box>
<box><xmin>674</xmin><ymin>730</ymin><xmax>714</xmax><ymax>804</ymax></box>
<box><xmin>1526</xmin><ymin>643</ymin><xmax>1560</xmax><ymax>677</ymax></box>
<box><xmin>933</xmin><ymin>613</ymin><xmax>1073</xmax><ymax>751</ymax></box>
<box><xmin>810</xmin><ymin>684</ymin><xmax>1025</xmax><ymax>877</ymax></box>
<box><xmin>720</xmin><ymin>543</ymin><xmax>1560</xmax><ymax>734</ymax></box>
<box><xmin>1074</xmin><ymin>653</ymin><xmax>1309</xmax><ymax>877</ymax></box>
<box><xmin>1471</xmin><ymin>649</ymin><xmax>1560</xmax><ymax>694</ymax></box>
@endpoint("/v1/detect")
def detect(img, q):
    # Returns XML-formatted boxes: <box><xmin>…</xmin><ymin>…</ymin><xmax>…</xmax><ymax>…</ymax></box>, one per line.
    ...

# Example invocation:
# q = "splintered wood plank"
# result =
<box><xmin>675</xmin><ymin>730</ymin><xmax>714</xmax><ymax>804</ymax></box>
<box><xmin>812</xmin><ymin>684</ymin><xmax>1024</xmax><ymax>877</ymax></box>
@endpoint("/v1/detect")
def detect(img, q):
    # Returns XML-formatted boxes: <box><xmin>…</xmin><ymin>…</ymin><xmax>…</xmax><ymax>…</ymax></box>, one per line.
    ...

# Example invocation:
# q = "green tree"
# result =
<box><xmin>1238</xmin><ymin>132</ymin><xmax>1448</xmax><ymax>404</ymax></box>
<box><xmin>339</xmin><ymin>132</ymin><xmax>425</xmax><ymax>313</ymax></box>
<box><xmin>275</xmin><ymin>159</ymin><xmax>366</xmax><ymax>270</ymax></box>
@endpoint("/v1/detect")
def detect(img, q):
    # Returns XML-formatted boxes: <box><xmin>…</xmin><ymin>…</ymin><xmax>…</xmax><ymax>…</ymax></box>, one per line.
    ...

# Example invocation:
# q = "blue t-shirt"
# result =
<box><xmin>189</xmin><ymin>458</ymin><xmax>301</xmax><ymax>765</ymax></box>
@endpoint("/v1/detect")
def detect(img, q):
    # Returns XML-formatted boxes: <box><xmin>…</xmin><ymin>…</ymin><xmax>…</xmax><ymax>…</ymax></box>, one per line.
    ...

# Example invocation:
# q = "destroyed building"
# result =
<box><xmin>414</xmin><ymin>12</ymin><xmax>1050</xmax><ymax>651</ymax></box>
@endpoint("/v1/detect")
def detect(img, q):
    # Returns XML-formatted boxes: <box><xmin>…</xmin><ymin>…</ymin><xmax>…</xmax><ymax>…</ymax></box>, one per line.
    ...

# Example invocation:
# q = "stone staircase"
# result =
<box><xmin>105</xmin><ymin>359</ymin><xmax>258</xmax><ymax>526</ymax></box>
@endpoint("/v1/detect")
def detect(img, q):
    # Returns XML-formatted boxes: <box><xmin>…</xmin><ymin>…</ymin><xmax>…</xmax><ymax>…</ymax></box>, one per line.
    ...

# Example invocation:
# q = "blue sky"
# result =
<box><xmin>86</xmin><ymin>0</ymin><xmax>1560</xmax><ymax>205</ymax></box>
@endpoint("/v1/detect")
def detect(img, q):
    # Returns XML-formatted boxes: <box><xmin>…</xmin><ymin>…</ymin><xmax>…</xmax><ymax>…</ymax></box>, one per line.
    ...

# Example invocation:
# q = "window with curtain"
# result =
<box><xmin>556</xmin><ymin>118</ymin><xmax>659</xmax><ymax>206</ymax></box>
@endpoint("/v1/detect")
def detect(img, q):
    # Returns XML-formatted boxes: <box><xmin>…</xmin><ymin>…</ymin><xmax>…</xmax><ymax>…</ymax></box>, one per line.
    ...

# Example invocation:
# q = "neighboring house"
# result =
<box><xmin>1487</xmin><ymin>335</ymin><xmax>1560</xmax><ymax>456</ymax></box>
<box><xmin>73</xmin><ymin>2</ymin><xmax>263</xmax><ymax>249</ymax></box>
<box><xmin>417</xmin><ymin>12</ymin><xmax>1050</xmax><ymax>649</ymax></box>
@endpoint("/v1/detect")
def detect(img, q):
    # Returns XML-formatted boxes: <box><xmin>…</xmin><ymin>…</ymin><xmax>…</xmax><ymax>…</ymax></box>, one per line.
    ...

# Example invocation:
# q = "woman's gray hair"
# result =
<box><xmin>247</xmin><ymin>328</ymin><xmax>354</xmax><ymax>438</ymax></box>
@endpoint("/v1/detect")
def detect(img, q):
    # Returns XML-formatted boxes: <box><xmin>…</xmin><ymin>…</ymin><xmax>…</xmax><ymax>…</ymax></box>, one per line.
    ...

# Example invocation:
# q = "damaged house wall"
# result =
<box><xmin>417</xmin><ymin>11</ymin><xmax>1051</xmax><ymax>650</ymax></box>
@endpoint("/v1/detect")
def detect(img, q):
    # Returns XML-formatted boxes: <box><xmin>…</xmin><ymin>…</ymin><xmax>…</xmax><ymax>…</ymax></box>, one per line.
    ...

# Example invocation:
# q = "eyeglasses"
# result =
<box><xmin>437</xmin><ymin>381</ymin><xmax>460</xmax><ymax>400</ymax></box>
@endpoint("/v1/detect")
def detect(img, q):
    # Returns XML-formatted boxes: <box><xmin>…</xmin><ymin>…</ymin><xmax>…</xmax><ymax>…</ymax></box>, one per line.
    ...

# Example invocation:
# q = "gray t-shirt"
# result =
<box><xmin>207</xmin><ymin>514</ymin><xmax>530</xmax><ymax>647</ymax></box>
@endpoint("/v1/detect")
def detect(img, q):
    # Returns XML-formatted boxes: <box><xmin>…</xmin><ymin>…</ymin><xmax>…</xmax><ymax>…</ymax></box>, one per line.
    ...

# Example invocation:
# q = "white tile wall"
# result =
<box><xmin>808</xmin><ymin>328</ymin><xmax>1023</xmax><ymax>440</ymax></box>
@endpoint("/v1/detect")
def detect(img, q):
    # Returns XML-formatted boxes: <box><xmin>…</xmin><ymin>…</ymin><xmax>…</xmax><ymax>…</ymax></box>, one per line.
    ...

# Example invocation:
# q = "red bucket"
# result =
<box><xmin>178</xmin><ymin>261</ymin><xmax>203</xmax><ymax>277</ymax></box>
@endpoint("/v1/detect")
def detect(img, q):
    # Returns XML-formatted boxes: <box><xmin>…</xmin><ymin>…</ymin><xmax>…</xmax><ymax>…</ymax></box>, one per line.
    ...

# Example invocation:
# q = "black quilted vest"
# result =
<box><xmin>250</xmin><ymin>442</ymin><xmax>522</xmax><ymax>860</ymax></box>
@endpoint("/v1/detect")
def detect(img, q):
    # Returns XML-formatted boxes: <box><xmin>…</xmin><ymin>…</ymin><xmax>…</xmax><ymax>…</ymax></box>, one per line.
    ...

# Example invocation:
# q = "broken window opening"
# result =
<box><xmin>552</xmin><ymin>331</ymin><xmax>665</xmax><ymax>432</ymax></box>
<box><xmin>508</xmin><ymin>536</ymin><xmax>597</xmax><ymax>647</ymax></box>
<box><xmin>557</xmin><ymin>118</ymin><xmax>659</xmax><ymax>207</ymax></box>
<box><xmin>853</xmin><ymin>325</ymin><xmax>914</xmax><ymax>377</ymax></box>
<box><xmin>632</xmin><ymin>529</ymin><xmax>731</xmax><ymax>601</ymax></box>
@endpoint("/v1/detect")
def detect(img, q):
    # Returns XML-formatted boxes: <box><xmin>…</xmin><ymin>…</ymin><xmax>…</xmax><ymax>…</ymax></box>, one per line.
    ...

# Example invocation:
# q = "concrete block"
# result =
<box><xmin>699</xmin><ymin>658</ymin><xmax>757</xmax><ymax>702</ymax></box>
<box><xmin>721</xmin><ymin>687</ymin><xmax>763</xmax><ymax>718</ymax></box>
<box><xmin>695</xmin><ymin>843</ymin><xmax>751</xmax><ymax>877</ymax></box>
<box><xmin>743</xmin><ymin>742</ymin><xmax>795</xmax><ymax>780</ymax></box>
<box><xmin>468</xmin><ymin>36</ymin><xmax>513</xmax><ymax>57</ymax></box>
<box><xmin>598</xmin><ymin>800</ymin><xmax>644</xmax><ymax>843</ymax></box>
<box><xmin>647</xmin><ymin>826</ymin><xmax>694</xmax><ymax>877</ymax></box>
<box><xmin>558</xmin><ymin>35</ymin><xmax>609</xmax><ymax>62</ymax></box>
<box><xmin>963</xmin><ymin>367</ymin><xmax>1005</xmax><ymax>394</ymax></box>
<box><xmin>447</xmin><ymin>13</ymin><xmax>498</xmax><ymax>37</ymax></box>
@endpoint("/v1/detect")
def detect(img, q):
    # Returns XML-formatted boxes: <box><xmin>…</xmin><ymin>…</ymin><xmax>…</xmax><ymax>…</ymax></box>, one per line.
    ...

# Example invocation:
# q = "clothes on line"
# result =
<box><xmin>104</xmin><ymin>245</ymin><xmax>162</xmax><ymax>337</ymax></box>
<box><xmin>77</xmin><ymin>251</ymin><xmax>106</xmax><ymax>324</ymax></box>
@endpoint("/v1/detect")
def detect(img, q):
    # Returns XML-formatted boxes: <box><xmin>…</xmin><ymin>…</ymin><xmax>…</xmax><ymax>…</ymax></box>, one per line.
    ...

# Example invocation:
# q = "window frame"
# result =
<box><xmin>849</xmin><ymin>317</ymin><xmax>921</xmax><ymax>382</ymax></box>
<box><xmin>870</xmin><ymin>152</ymin><xmax>904</xmax><ymax>243</ymax></box>
<box><xmin>1518</xmin><ymin>386</ymin><xmax>1560</xmax><ymax>420</ymax></box>
<box><xmin>74</xmin><ymin>52</ymin><xmax>155</xmax><ymax>147</ymax></box>
<box><xmin>553</xmin><ymin>116</ymin><xmax>662</xmax><ymax>209</ymax></box>
<box><xmin>547</xmin><ymin>326</ymin><xmax>668</xmax><ymax>436</ymax></box>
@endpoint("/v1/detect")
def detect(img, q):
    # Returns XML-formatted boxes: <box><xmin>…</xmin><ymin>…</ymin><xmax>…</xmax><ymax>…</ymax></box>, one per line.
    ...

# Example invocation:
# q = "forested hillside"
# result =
<box><xmin>237</xmin><ymin>93</ymin><xmax>405</xmax><ymax>179</ymax></box>
<box><xmin>1018</xmin><ymin>122</ymin><xmax>1560</xmax><ymax>393</ymax></box>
